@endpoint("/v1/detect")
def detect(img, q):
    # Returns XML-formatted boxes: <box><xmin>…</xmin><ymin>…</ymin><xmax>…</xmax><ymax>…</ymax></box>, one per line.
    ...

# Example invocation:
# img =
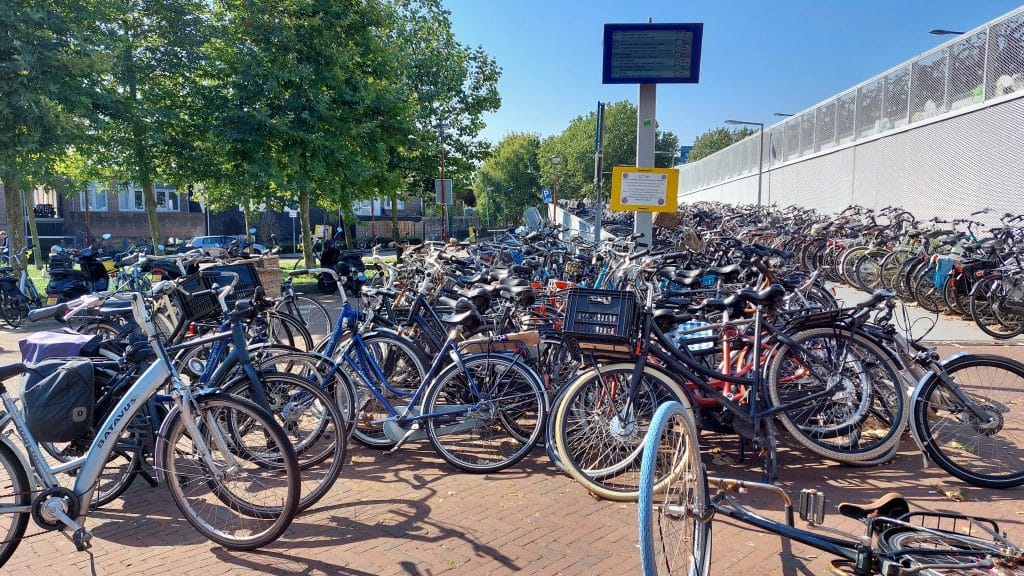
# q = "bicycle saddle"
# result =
<box><xmin>0</xmin><ymin>363</ymin><xmax>26</xmax><ymax>382</ymax></box>
<box><xmin>837</xmin><ymin>493</ymin><xmax>909</xmax><ymax>521</ymax></box>
<box><xmin>362</xmin><ymin>287</ymin><xmax>398</xmax><ymax>299</ymax></box>
<box><xmin>707</xmin><ymin>264</ymin><xmax>740</xmax><ymax>276</ymax></box>
<box><xmin>724</xmin><ymin>285</ymin><xmax>786</xmax><ymax>307</ymax></box>
<box><xmin>441</xmin><ymin>297</ymin><xmax>482</xmax><ymax>329</ymax></box>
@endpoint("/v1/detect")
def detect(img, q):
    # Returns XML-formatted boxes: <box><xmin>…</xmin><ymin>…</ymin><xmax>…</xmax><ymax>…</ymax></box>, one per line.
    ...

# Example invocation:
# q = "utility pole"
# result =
<box><xmin>436</xmin><ymin>122</ymin><xmax>450</xmax><ymax>241</ymax></box>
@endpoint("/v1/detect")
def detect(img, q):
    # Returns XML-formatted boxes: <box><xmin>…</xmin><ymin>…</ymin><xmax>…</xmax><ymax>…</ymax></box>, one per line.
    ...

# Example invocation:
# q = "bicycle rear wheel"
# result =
<box><xmin>424</xmin><ymin>354</ymin><xmax>546</xmax><ymax>473</ymax></box>
<box><xmin>638</xmin><ymin>402</ymin><xmax>711</xmax><ymax>576</ymax></box>
<box><xmin>913</xmin><ymin>354</ymin><xmax>1024</xmax><ymax>488</ymax></box>
<box><xmin>276</xmin><ymin>296</ymin><xmax>332</xmax><ymax>348</ymax></box>
<box><xmin>880</xmin><ymin>528</ymin><xmax>1020</xmax><ymax>576</ymax></box>
<box><xmin>162</xmin><ymin>394</ymin><xmax>300</xmax><ymax>549</ymax></box>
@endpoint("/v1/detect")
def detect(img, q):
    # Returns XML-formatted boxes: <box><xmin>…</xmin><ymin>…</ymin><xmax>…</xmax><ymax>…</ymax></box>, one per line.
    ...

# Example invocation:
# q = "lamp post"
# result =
<box><xmin>929</xmin><ymin>29</ymin><xmax>964</xmax><ymax>36</ymax></box>
<box><xmin>435</xmin><ymin>122</ymin><xmax>450</xmax><ymax>241</ymax></box>
<box><xmin>773</xmin><ymin>112</ymin><xmax>794</xmax><ymax>117</ymax></box>
<box><xmin>550</xmin><ymin>154</ymin><xmax>562</xmax><ymax>224</ymax></box>
<box><xmin>725</xmin><ymin>119</ymin><xmax>765</xmax><ymax>206</ymax></box>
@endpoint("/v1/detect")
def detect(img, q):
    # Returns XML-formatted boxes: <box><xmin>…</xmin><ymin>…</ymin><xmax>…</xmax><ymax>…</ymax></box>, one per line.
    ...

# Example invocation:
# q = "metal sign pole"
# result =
<box><xmin>593</xmin><ymin>101</ymin><xmax>605</xmax><ymax>243</ymax></box>
<box><xmin>635</xmin><ymin>84</ymin><xmax>656</xmax><ymax>246</ymax></box>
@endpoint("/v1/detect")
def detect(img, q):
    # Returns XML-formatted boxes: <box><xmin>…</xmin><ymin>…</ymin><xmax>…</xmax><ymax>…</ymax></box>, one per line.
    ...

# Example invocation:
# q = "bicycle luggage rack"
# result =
<box><xmin>562</xmin><ymin>287</ymin><xmax>638</xmax><ymax>360</ymax></box>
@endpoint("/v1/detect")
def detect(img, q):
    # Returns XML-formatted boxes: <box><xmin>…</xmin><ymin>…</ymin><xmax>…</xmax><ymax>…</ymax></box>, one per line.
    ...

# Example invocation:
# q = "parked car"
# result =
<box><xmin>185</xmin><ymin>235</ymin><xmax>236</xmax><ymax>257</ymax></box>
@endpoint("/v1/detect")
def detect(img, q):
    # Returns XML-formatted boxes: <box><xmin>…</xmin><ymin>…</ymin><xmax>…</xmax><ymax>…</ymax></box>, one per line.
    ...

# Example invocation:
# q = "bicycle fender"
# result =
<box><xmin>153</xmin><ymin>390</ymin><xmax>233</xmax><ymax>484</ymax></box>
<box><xmin>908</xmin><ymin>351</ymin><xmax>972</xmax><ymax>468</ymax></box>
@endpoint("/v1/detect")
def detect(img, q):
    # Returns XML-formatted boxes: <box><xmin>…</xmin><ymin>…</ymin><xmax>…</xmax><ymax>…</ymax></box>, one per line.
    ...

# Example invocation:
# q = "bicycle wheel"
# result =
<box><xmin>161</xmin><ymin>394</ymin><xmax>299</xmax><ymax>549</ymax></box>
<box><xmin>252</xmin><ymin>310</ymin><xmax>315</xmax><ymax>352</ymax></box>
<box><xmin>250</xmin><ymin>348</ymin><xmax>356</xmax><ymax>434</ymax></box>
<box><xmin>553</xmin><ymin>364</ymin><xmax>691</xmax><ymax>501</ymax></box>
<box><xmin>276</xmin><ymin>296</ymin><xmax>332</xmax><ymax>348</ymax></box>
<box><xmin>970</xmin><ymin>277</ymin><xmax>1024</xmax><ymax>339</ymax></box>
<box><xmin>639</xmin><ymin>402</ymin><xmax>711</xmax><ymax>576</ymax></box>
<box><xmin>913</xmin><ymin>265</ymin><xmax>945</xmax><ymax>313</ymax></box>
<box><xmin>224</xmin><ymin>372</ymin><xmax>347</xmax><ymax>511</ymax></box>
<box><xmin>913</xmin><ymin>354</ymin><xmax>1024</xmax><ymax>488</ymax></box>
<box><xmin>0</xmin><ymin>441</ymin><xmax>30</xmax><ymax>568</ymax></box>
<box><xmin>878</xmin><ymin>250</ymin><xmax>908</xmax><ymax>291</ymax></box>
<box><xmin>341</xmin><ymin>333</ymin><xmax>427</xmax><ymax>448</ymax></box>
<box><xmin>880</xmin><ymin>528</ymin><xmax>1020</xmax><ymax>576</ymax></box>
<box><xmin>423</xmin><ymin>354</ymin><xmax>546</xmax><ymax>473</ymax></box>
<box><xmin>767</xmin><ymin>327</ymin><xmax>907</xmax><ymax>462</ymax></box>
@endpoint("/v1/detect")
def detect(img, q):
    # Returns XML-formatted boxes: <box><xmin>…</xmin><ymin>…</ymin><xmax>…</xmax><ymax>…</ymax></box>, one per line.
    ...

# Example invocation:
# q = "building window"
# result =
<box><xmin>80</xmin><ymin>183</ymin><xmax>109</xmax><ymax>212</ymax></box>
<box><xmin>115</xmin><ymin>184</ymin><xmax>179</xmax><ymax>212</ymax></box>
<box><xmin>154</xmin><ymin>186</ymin><xmax>179</xmax><ymax>212</ymax></box>
<box><xmin>117</xmin><ymin>185</ymin><xmax>145</xmax><ymax>211</ymax></box>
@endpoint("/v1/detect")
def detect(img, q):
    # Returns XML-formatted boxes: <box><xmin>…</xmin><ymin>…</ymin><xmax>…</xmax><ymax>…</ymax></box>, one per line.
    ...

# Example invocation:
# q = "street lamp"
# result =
<box><xmin>929</xmin><ymin>29</ymin><xmax>964</xmax><ymax>36</ymax></box>
<box><xmin>725</xmin><ymin>119</ymin><xmax>765</xmax><ymax>206</ymax></box>
<box><xmin>550</xmin><ymin>154</ymin><xmax>562</xmax><ymax>223</ymax></box>
<box><xmin>435</xmin><ymin>122</ymin><xmax>450</xmax><ymax>241</ymax></box>
<box><xmin>772</xmin><ymin>112</ymin><xmax>794</xmax><ymax>117</ymax></box>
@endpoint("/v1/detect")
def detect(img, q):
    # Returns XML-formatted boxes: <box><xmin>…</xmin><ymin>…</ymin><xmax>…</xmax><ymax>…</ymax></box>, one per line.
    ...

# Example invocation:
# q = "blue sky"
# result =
<box><xmin>443</xmin><ymin>0</ymin><xmax>1022</xmax><ymax>146</ymax></box>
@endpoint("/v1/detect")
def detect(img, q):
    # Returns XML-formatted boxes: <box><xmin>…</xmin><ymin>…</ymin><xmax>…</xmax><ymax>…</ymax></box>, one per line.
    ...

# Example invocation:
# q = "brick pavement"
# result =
<box><xmin>0</xmin><ymin>325</ymin><xmax>1021</xmax><ymax>575</ymax></box>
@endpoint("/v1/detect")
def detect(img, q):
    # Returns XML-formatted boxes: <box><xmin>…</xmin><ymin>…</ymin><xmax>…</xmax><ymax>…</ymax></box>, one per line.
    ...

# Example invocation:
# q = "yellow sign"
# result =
<box><xmin>314</xmin><ymin>224</ymin><xmax>330</xmax><ymax>239</ymax></box>
<box><xmin>468</xmin><ymin>227</ymin><xmax>477</xmax><ymax>244</ymax></box>
<box><xmin>610</xmin><ymin>166</ymin><xmax>678</xmax><ymax>212</ymax></box>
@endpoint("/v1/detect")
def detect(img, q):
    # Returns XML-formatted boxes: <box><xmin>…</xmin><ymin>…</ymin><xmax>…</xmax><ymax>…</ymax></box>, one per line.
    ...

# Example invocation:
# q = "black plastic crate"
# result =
<box><xmin>179</xmin><ymin>264</ymin><xmax>261</xmax><ymax>321</ymax></box>
<box><xmin>563</xmin><ymin>288</ymin><xmax>637</xmax><ymax>358</ymax></box>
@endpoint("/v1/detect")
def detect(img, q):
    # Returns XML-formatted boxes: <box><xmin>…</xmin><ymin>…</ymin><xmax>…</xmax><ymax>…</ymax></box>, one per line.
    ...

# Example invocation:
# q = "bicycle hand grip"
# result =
<box><xmin>27</xmin><ymin>303</ymin><xmax>67</xmax><ymax>322</ymax></box>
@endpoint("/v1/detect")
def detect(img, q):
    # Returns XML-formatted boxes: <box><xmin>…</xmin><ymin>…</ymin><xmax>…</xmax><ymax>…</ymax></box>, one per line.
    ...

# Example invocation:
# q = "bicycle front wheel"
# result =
<box><xmin>639</xmin><ymin>402</ymin><xmax>711</xmax><ymax>576</ymax></box>
<box><xmin>162</xmin><ymin>394</ymin><xmax>300</xmax><ymax>549</ymax></box>
<box><xmin>553</xmin><ymin>364</ymin><xmax>691</xmax><ymax>501</ymax></box>
<box><xmin>913</xmin><ymin>354</ymin><xmax>1024</xmax><ymax>488</ymax></box>
<box><xmin>224</xmin><ymin>371</ymin><xmax>347</xmax><ymax>511</ymax></box>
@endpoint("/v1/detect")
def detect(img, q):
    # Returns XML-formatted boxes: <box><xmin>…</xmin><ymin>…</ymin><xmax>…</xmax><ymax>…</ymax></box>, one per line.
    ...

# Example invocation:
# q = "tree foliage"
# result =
<box><xmin>0</xmin><ymin>0</ymin><xmax>106</xmax><ymax>262</ymax></box>
<box><xmin>474</xmin><ymin>133</ymin><xmax>541</xmax><ymax>228</ymax></box>
<box><xmin>686</xmin><ymin>126</ymin><xmax>755</xmax><ymax>163</ymax></box>
<box><xmin>536</xmin><ymin>100</ymin><xmax>679</xmax><ymax>202</ymax></box>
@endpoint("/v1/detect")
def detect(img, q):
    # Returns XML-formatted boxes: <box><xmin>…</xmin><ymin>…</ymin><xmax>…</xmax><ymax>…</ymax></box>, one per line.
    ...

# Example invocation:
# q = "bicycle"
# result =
<box><xmin>0</xmin><ymin>246</ymin><xmax>44</xmax><ymax>328</ymax></box>
<box><xmin>638</xmin><ymin>401</ymin><xmax>1024</xmax><ymax>576</ymax></box>
<box><xmin>0</xmin><ymin>287</ymin><xmax>301</xmax><ymax>567</ymax></box>
<box><xmin>294</xmin><ymin>266</ymin><xmax>547</xmax><ymax>472</ymax></box>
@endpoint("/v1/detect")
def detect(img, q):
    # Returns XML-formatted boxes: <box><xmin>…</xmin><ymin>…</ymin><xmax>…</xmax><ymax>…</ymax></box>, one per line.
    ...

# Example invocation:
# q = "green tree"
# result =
<box><xmin>201</xmin><ymin>0</ymin><xmax>414</xmax><ymax>267</ymax></box>
<box><xmin>67</xmin><ymin>0</ymin><xmax>214</xmax><ymax>254</ymax></box>
<box><xmin>382</xmin><ymin>0</ymin><xmax>500</xmax><ymax>244</ymax></box>
<box><xmin>474</xmin><ymin>133</ymin><xmax>541</xmax><ymax>228</ymax></box>
<box><xmin>686</xmin><ymin>126</ymin><xmax>755</xmax><ymax>162</ymax></box>
<box><xmin>537</xmin><ymin>100</ymin><xmax>679</xmax><ymax>202</ymax></box>
<box><xmin>0</xmin><ymin>0</ymin><xmax>105</xmax><ymax>267</ymax></box>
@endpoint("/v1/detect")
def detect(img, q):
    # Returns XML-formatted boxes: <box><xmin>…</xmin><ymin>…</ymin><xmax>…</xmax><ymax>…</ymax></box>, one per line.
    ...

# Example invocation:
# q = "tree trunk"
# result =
<box><xmin>141</xmin><ymin>181</ymin><xmax>162</xmax><ymax>254</ymax></box>
<box><xmin>342</xmin><ymin>212</ymin><xmax>353</xmax><ymax>251</ymax></box>
<box><xmin>2</xmin><ymin>174</ymin><xmax>26</xmax><ymax>272</ymax></box>
<box><xmin>23</xmin><ymin>187</ymin><xmax>43</xmax><ymax>269</ymax></box>
<box><xmin>389</xmin><ymin>193</ymin><xmax>402</xmax><ymax>262</ymax></box>
<box><xmin>299</xmin><ymin>187</ymin><xmax>314</xmax><ymax>268</ymax></box>
<box><xmin>242</xmin><ymin>204</ymin><xmax>253</xmax><ymax>246</ymax></box>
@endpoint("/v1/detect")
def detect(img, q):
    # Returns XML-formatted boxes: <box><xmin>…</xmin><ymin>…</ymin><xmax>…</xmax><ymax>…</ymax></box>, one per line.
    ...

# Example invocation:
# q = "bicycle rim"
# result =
<box><xmin>162</xmin><ymin>395</ymin><xmax>299</xmax><ymax>549</ymax></box>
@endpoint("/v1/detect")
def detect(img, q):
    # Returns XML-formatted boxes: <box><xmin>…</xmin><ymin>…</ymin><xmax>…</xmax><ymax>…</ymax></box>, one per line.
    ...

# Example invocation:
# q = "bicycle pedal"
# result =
<box><xmin>72</xmin><ymin>527</ymin><xmax>93</xmax><ymax>551</ymax></box>
<box><xmin>798</xmin><ymin>489</ymin><xmax>827</xmax><ymax>526</ymax></box>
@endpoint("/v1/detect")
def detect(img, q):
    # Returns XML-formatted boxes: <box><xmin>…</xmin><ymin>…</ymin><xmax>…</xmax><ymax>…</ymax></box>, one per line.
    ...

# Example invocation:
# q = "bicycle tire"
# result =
<box><xmin>638</xmin><ymin>402</ymin><xmax>711</xmax><ymax>576</ymax></box>
<box><xmin>970</xmin><ymin>277</ymin><xmax>1024</xmax><ymax>339</ymax></box>
<box><xmin>553</xmin><ymin>363</ymin><xmax>692</xmax><ymax>501</ymax></box>
<box><xmin>767</xmin><ymin>327</ymin><xmax>907</xmax><ymax>463</ymax></box>
<box><xmin>161</xmin><ymin>393</ymin><xmax>300</xmax><ymax>549</ymax></box>
<box><xmin>341</xmin><ymin>332</ymin><xmax>428</xmax><ymax>448</ymax></box>
<box><xmin>912</xmin><ymin>354</ymin><xmax>1024</xmax><ymax>488</ymax></box>
<box><xmin>879</xmin><ymin>528</ymin><xmax>1019</xmax><ymax>575</ymax></box>
<box><xmin>0</xmin><ymin>441</ymin><xmax>30</xmax><ymax>568</ymax></box>
<box><xmin>423</xmin><ymin>353</ymin><xmax>546</xmax><ymax>473</ymax></box>
<box><xmin>276</xmin><ymin>295</ymin><xmax>332</xmax><ymax>348</ymax></box>
<box><xmin>224</xmin><ymin>372</ymin><xmax>347</xmax><ymax>511</ymax></box>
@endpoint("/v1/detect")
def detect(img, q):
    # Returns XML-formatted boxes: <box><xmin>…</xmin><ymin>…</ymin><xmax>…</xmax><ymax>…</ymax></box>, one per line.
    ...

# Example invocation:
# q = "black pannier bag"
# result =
<box><xmin>21</xmin><ymin>358</ymin><xmax>95</xmax><ymax>443</ymax></box>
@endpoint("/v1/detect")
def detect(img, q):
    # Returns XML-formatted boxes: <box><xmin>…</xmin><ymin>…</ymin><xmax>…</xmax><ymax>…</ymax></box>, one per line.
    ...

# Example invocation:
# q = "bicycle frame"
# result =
<box><xmin>0</xmin><ymin>293</ymin><xmax>235</xmax><ymax>516</ymax></box>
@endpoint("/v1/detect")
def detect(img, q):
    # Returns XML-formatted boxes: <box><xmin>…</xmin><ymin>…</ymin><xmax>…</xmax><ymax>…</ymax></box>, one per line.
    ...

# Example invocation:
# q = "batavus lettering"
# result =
<box><xmin>99</xmin><ymin>396</ymin><xmax>138</xmax><ymax>448</ymax></box>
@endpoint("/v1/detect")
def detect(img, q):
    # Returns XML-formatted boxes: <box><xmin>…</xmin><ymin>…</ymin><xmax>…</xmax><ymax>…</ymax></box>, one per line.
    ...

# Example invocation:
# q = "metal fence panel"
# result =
<box><xmin>856</xmin><ymin>78</ymin><xmax>883</xmax><ymax>138</ymax></box>
<box><xmin>836</xmin><ymin>91</ymin><xmax>857</xmax><ymax>144</ymax></box>
<box><xmin>882</xmin><ymin>66</ymin><xmax>910</xmax><ymax>129</ymax></box>
<box><xmin>910</xmin><ymin>49</ymin><xmax>947</xmax><ymax>122</ymax></box>
<box><xmin>947</xmin><ymin>31</ymin><xmax>987</xmax><ymax>111</ymax></box>
<box><xmin>815</xmin><ymin>99</ymin><xmax>837</xmax><ymax>151</ymax></box>
<box><xmin>987</xmin><ymin>13</ymin><xmax>1024</xmax><ymax>98</ymax></box>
